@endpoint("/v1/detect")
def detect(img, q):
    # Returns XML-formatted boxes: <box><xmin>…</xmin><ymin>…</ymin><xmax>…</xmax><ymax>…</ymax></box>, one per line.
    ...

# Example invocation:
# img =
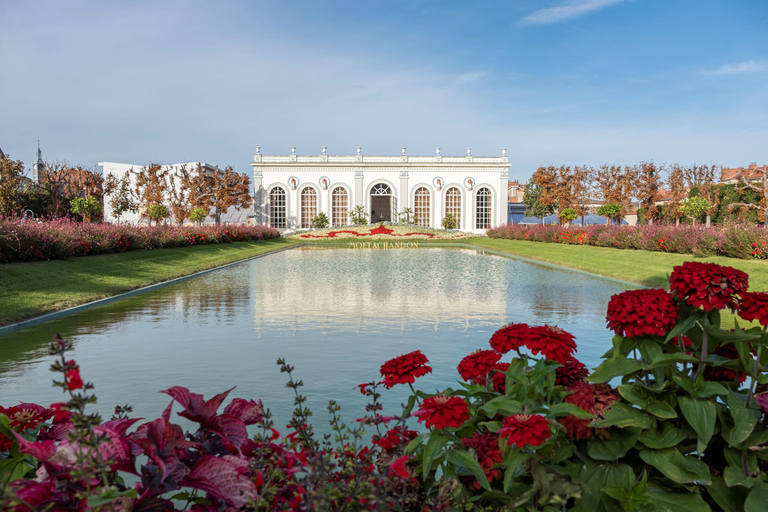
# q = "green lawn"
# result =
<box><xmin>463</xmin><ymin>238</ymin><xmax>768</xmax><ymax>291</ymax></box>
<box><xmin>0</xmin><ymin>239</ymin><xmax>299</xmax><ymax>326</ymax></box>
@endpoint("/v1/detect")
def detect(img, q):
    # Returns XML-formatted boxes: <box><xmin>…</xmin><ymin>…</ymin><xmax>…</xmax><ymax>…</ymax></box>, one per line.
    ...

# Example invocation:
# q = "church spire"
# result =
<box><xmin>33</xmin><ymin>141</ymin><xmax>44</xmax><ymax>183</ymax></box>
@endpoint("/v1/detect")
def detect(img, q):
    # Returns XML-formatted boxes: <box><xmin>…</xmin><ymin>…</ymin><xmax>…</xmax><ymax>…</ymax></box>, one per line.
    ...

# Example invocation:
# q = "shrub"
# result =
<box><xmin>146</xmin><ymin>204</ymin><xmax>170</xmax><ymax>225</ymax></box>
<box><xmin>558</xmin><ymin>207</ymin><xmax>578</xmax><ymax>224</ymax></box>
<box><xmin>442</xmin><ymin>213</ymin><xmax>457</xmax><ymax>230</ymax></box>
<box><xmin>313</xmin><ymin>212</ymin><xmax>329</xmax><ymax>229</ymax></box>
<box><xmin>597</xmin><ymin>203</ymin><xmax>622</xmax><ymax>224</ymax></box>
<box><xmin>69</xmin><ymin>197</ymin><xmax>101</xmax><ymax>223</ymax></box>
<box><xmin>189</xmin><ymin>207</ymin><xmax>208</xmax><ymax>224</ymax></box>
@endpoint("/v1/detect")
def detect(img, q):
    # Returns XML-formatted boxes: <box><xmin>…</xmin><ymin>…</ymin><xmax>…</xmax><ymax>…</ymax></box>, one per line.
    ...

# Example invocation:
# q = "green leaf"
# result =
<box><xmin>617</xmin><ymin>384</ymin><xmax>648</xmax><ymax>407</ymax></box>
<box><xmin>446</xmin><ymin>449</ymin><xmax>491</xmax><ymax>491</ymax></box>
<box><xmin>405</xmin><ymin>432</ymin><xmax>428</xmax><ymax>454</ymax></box>
<box><xmin>402</xmin><ymin>394</ymin><xmax>418</xmax><ymax>418</ymax></box>
<box><xmin>478</xmin><ymin>396</ymin><xmax>523</xmax><ymax>417</ymax></box>
<box><xmin>704</xmin><ymin>325</ymin><xmax>761</xmax><ymax>343</ymax></box>
<box><xmin>502</xmin><ymin>449</ymin><xmax>527</xmax><ymax>494</ymax></box>
<box><xmin>593</xmin><ymin>402</ymin><xmax>655</xmax><ymax>429</ymax></box>
<box><xmin>723</xmin><ymin>465</ymin><xmax>755</xmax><ymax>488</ymax></box>
<box><xmin>422</xmin><ymin>431</ymin><xmax>449</xmax><ymax>477</ymax></box>
<box><xmin>639</xmin><ymin>448</ymin><xmax>711</xmax><ymax>484</ymax></box>
<box><xmin>694</xmin><ymin>381</ymin><xmax>728</xmax><ymax>398</ymax></box>
<box><xmin>646</xmin><ymin>401</ymin><xmax>678</xmax><ymax>419</ymax></box>
<box><xmin>588</xmin><ymin>357</ymin><xmax>645</xmax><ymax>384</ymax></box>
<box><xmin>638</xmin><ymin>422</ymin><xmax>694</xmax><ymax>449</ymax></box>
<box><xmin>587</xmin><ymin>428</ymin><xmax>640</xmax><ymax>461</ymax></box>
<box><xmin>0</xmin><ymin>459</ymin><xmax>34</xmax><ymax>486</ymax></box>
<box><xmin>647</xmin><ymin>353</ymin><xmax>701</xmax><ymax>369</ymax></box>
<box><xmin>728</xmin><ymin>392</ymin><xmax>762</xmax><ymax>446</ymax></box>
<box><xmin>546</xmin><ymin>402</ymin><xmax>595</xmax><ymax>419</ymax></box>
<box><xmin>745</xmin><ymin>481</ymin><xmax>768</xmax><ymax>512</ymax></box>
<box><xmin>87</xmin><ymin>488</ymin><xmax>123</xmax><ymax>508</ymax></box>
<box><xmin>673</xmin><ymin>374</ymin><xmax>696</xmax><ymax>394</ymax></box>
<box><xmin>707</xmin><ymin>476</ymin><xmax>749</xmax><ymax>512</ymax></box>
<box><xmin>679</xmin><ymin>397</ymin><xmax>717</xmax><ymax>452</ymax></box>
<box><xmin>665</xmin><ymin>310</ymin><xmax>706</xmax><ymax>343</ymax></box>
<box><xmin>646</xmin><ymin>483</ymin><xmax>712</xmax><ymax>512</ymax></box>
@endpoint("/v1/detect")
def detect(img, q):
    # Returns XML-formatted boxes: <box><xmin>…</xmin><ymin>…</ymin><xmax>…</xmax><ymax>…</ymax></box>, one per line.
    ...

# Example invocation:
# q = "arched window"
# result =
<box><xmin>445</xmin><ymin>187</ymin><xmax>461</xmax><ymax>228</ymax></box>
<box><xmin>269</xmin><ymin>187</ymin><xmax>286</xmax><ymax>229</ymax></box>
<box><xmin>476</xmin><ymin>187</ymin><xmax>492</xmax><ymax>229</ymax></box>
<box><xmin>332</xmin><ymin>187</ymin><xmax>348</xmax><ymax>226</ymax></box>
<box><xmin>301</xmin><ymin>187</ymin><xmax>317</xmax><ymax>228</ymax></box>
<box><xmin>414</xmin><ymin>187</ymin><xmax>430</xmax><ymax>227</ymax></box>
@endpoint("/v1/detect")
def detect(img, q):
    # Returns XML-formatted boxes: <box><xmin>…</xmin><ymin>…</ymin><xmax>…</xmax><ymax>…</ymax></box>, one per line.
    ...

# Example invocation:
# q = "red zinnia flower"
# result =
<box><xmin>415</xmin><ymin>396</ymin><xmax>470</xmax><ymax>429</ymax></box>
<box><xmin>498</xmin><ymin>414</ymin><xmax>551</xmax><ymax>448</ymax></box>
<box><xmin>606</xmin><ymin>289</ymin><xmax>679</xmax><ymax>338</ymax></box>
<box><xmin>457</xmin><ymin>350</ymin><xmax>502</xmax><ymax>385</ymax></box>
<box><xmin>65</xmin><ymin>368</ymin><xmax>83</xmax><ymax>391</ymax></box>
<box><xmin>491</xmin><ymin>362</ymin><xmax>510</xmax><ymax>394</ymax></box>
<box><xmin>380</xmin><ymin>350</ymin><xmax>432</xmax><ymax>389</ymax></box>
<box><xmin>739</xmin><ymin>292</ymin><xmax>768</xmax><ymax>326</ymax></box>
<box><xmin>669</xmin><ymin>261</ymin><xmax>748</xmax><ymax>311</ymax></box>
<box><xmin>1</xmin><ymin>403</ymin><xmax>54</xmax><ymax>431</ymax></box>
<box><xmin>560</xmin><ymin>381</ymin><xmax>617</xmax><ymax>439</ymax></box>
<box><xmin>524</xmin><ymin>325</ymin><xmax>576</xmax><ymax>364</ymax></box>
<box><xmin>489</xmin><ymin>323</ymin><xmax>531</xmax><ymax>354</ymax></box>
<box><xmin>703</xmin><ymin>343</ymin><xmax>747</xmax><ymax>383</ymax></box>
<box><xmin>755</xmin><ymin>392</ymin><xmax>768</xmax><ymax>414</ymax></box>
<box><xmin>555</xmin><ymin>359</ymin><xmax>589</xmax><ymax>387</ymax></box>
<box><xmin>461</xmin><ymin>432</ymin><xmax>503</xmax><ymax>489</ymax></box>
<box><xmin>49</xmin><ymin>403</ymin><xmax>72</xmax><ymax>424</ymax></box>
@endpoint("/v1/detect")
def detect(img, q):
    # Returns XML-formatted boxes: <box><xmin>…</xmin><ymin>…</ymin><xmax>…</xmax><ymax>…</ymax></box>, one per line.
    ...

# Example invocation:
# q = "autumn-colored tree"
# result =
<box><xmin>0</xmin><ymin>153</ymin><xmax>25</xmax><ymax>216</ymax></box>
<box><xmin>131</xmin><ymin>164</ymin><xmax>168</xmax><ymax>225</ymax></box>
<box><xmin>570</xmin><ymin>165</ymin><xmax>592</xmax><ymax>225</ymax></box>
<box><xmin>618</xmin><ymin>165</ymin><xmax>637</xmax><ymax>220</ymax></box>
<box><xmin>684</xmin><ymin>164</ymin><xmax>719</xmax><ymax>226</ymax></box>
<box><xmin>167</xmin><ymin>164</ymin><xmax>194</xmax><ymax>225</ymax></box>
<box><xmin>666</xmin><ymin>164</ymin><xmax>687</xmax><ymax>226</ymax></box>
<box><xmin>635</xmin><ymin>161</ymin><xmax>663</xmax><ymax>224</ymax></box>
<box><xmin>522</xmin><ymin>177</ymin><xmax>556</xmax><ymax>221</ymax></box>
<box><xmin>39</xmin><ymin>161</ymin><xmax>104</xmax><ymax>218</ymax></box>
<box><xmin>103</xmin><ymin>173</ymin><xmax>137</xmax><ymax>225</ymax></box>
<box><xmin>531</xmin><ymin>166</ymin><xmax>559</xmax><ymax>215</ymax></box>
<box><xmin>185</xmin><ymin>164</ymin><xmax>252</xmax><ymax>225</ymax></box>
<box><xmin>555</xmin><ymin>166</ymin><xmax>573</xmax><ymax>213</ymax></box>
<box><xmin>593</xmin><ymin>164</ymin><xmax>624</xmax><ymax>220</ymax></box>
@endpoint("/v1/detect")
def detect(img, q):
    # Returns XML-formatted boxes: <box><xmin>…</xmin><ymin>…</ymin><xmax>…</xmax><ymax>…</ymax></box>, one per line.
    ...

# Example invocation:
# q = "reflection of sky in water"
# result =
<box><xmin>0</xmin><ymin>247</ymin><xmax>634</xmax><ymax>436</ymax></box>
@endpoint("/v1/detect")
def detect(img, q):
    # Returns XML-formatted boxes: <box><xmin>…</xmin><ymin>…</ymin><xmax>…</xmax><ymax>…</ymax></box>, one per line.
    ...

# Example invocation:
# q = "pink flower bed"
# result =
<box><xmin>298</xmin><ymin>224</ymin><xmax>468</xmax><ymax>239</ymax></box>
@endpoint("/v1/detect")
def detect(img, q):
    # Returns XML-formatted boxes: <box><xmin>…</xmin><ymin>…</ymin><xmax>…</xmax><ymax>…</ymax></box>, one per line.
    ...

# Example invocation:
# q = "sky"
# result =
<box><xmin>1</xmin><ymin>0</ymin><xmax>767</xmax><ymax>182</ymax></box>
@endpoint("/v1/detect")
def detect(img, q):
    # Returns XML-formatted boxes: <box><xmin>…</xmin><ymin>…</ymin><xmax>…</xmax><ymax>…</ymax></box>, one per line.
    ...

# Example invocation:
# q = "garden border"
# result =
<box><xmin>0</xmin><ymin>243</ymin><xmax>303</xmax><ymax>336</ymax></box>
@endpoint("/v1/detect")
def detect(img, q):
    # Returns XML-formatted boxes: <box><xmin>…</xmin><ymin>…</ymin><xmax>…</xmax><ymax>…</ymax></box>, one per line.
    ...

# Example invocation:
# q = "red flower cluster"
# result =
<box><xmin>739</xmin><ymin>292</ymin><xmax>768</xmax><ymax>326</ymax></box>
<box><xmin>524</xmin><ymin>325</ymin><xmax>576</xmax><ymax>364</ymax></box>
<box><xmin>498</xmin><ymin>414</ymin><xmax>551</xmax><ymax>448</ymax></box>
<box><xmin>491</xmin><ymin>362</ymin><xmax>510</xmax><ymax>394</ymax></box>
<box><xmin>605</xmin><ymin>288</ymin><xmax>679</xmax><ymax>338</ymax></box>
<box><xmin>560</xmin><ymin>381</ymin><xmax>617</xmax><ymax>439</ymax></box>
<box><xmin>415</xmin><ymin>396</ymin><xmax>470</xmax><ymax>429</ymax></box>
<box><xmin>489</xmin><ymin>323</ymin><xmax>529</xmax><ymax>353</ymax></box>
<box><xmin>380</xmin><ymin>350</ymin><xmax>432</xmax><ymax>389</ymax></box>
<box><xmin>0</xmin><ymin>403</ymin><xmax>56</xmax><ymax>451</ymax></box>
<box><xmin>65</xmin><ymin>361</ymin><xmax>83</xmax><ymax>391</ymax></box>
<box><xmin>461</xmin><ymin>432</ymin><xmax>503</xmax><ymax>489</ymax></box>
<box><xmin>457</xmin><ymin>350</ymin><xmax>502</xmax><ymax>385</ymax></box>
<box><xmin>374</xmin><ymin>427</ymin><xmax>419</xmax><ymax>453</ymax></box>
<box><xmin>669</xmin><ymin>261</ymin><xmax>748</xmax><ymax>311</ymax></box>
<box><xmin>555</xmin><ymin>359</ymin><xmax>589</xmax><ymax>387</ymax></box>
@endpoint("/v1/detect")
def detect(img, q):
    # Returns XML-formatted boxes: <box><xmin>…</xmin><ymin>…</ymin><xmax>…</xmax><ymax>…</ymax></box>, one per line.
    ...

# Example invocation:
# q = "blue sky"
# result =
<box><xmin>1</xmin><ymin>0</ymin><xmax>766</xmax><ymax>181</ymax></box>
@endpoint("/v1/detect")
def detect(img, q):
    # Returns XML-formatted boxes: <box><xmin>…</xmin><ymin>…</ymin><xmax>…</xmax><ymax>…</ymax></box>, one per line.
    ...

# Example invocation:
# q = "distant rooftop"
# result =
<box><xmin>252</xmin><ymin>147</ymin><xmax>509</xmax><ymax>166</ymax></box>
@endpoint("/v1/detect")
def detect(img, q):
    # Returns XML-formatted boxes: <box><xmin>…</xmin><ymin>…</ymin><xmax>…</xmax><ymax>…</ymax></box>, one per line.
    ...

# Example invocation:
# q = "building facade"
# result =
<box><xmin>251</xmin><ymin>147</ymin><xmax>510</xmax><ymax>233</ymax></box>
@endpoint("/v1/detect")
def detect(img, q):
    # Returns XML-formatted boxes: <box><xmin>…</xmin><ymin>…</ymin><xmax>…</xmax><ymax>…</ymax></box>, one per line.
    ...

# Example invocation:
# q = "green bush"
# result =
<box><xmin>313</xmin><ymin>212</ymin><xmax>329</xmax><ymax>229</ymax></box>
<box><xmin>442</xmin><ymin>213</ymin><xmax>457</xmax><ymax>230</ymax></box>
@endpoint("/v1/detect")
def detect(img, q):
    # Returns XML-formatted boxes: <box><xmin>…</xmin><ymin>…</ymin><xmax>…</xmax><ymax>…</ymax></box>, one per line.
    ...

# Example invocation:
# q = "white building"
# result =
<box><xmin>251</xmin><ymin>147</ymin><xmax>510</xmax><ymax>233</ymax></box>
<box><xmin>99</xmin><ymin>162</ymin><xmax>253</xmax><ymax>225</ymax></box>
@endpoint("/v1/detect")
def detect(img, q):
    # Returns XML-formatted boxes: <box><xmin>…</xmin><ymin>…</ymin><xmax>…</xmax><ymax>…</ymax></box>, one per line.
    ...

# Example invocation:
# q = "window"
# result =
<box><xmin>445</xmin><ymin>187</ymin><xmax>461</xmax><ymax>228</ymax></box>
<box><xmin>476</xmin><ymin>187</ymin><xmax>492</xmax><ymax>229</ymax></box>
<box><xmin>301</xmin><ymin>187</ymin><xmax>317</xmax><ymax>228</ymax></box>
<box><xmin>332</xmin><ymin>187</ymin><xmax>348</xmax><ymax>226</ymax></box>
<box><xmin>371</xmin><ymin>183</ymin><xmax>392</xmax><ymax>195</ymax></box>
<box><xmin>414</xmin><ymin>187</ymin><xmax>430</xmax><ymax>227</ymax></box>
<box><xmin>269</xmin><ymin>187</ymin><xmax>286</xmax><ymax>229</ymax></box>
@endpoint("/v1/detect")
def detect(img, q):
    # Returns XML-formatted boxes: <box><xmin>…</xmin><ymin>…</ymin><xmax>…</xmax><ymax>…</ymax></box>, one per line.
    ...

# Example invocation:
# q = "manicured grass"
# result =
<box><xmin>0</xmin><ymin>239</ymin><xmax>299</xmax><ymax>326</ymax></box>
<box><xmin>464</xmin><ymin>238</ymin><xmax>768</xmax><ymax>291</ymax></box>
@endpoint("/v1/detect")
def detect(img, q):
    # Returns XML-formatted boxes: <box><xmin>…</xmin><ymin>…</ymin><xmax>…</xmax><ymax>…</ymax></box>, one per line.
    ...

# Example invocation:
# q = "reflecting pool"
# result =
<box><xmin>0</xmin><ymin>247</ymin><xmax>635</xmax><ymax>434</ymax></box>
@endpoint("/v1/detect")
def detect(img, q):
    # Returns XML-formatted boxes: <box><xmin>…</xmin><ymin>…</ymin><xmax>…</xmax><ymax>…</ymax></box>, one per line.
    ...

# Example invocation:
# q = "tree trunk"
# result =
<box><xmin>705</xmin><ymin>214</ymin><xmax>711</xmax><ymax>227</ymax></box>
<box><xmin>675</xmin><ymin>218</ymin><xmax>680</xmax><ymax>227</ymax></box>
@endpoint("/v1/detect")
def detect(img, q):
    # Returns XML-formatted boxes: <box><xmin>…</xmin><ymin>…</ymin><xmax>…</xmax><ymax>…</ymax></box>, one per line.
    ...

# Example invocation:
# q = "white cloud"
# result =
<box><xmin>703</xmin><ymin>60</ymin><xmax>768</xmax><ymax>75</ymax></box>
<box><xmin>522</xmin><ymin>0</ymin><xmax>624</xmax><ymax>25</ymax></box>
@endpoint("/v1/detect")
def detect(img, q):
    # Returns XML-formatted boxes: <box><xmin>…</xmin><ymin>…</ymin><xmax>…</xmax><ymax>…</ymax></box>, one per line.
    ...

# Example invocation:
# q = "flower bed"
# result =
<box><xmin>487</xmin><ymin>221</ymin><xmax>768</xmax><ymax>260</ymax></box>
<box><xmin>2</xmin><ymin>261</ymin><xmax>768</xmax><ymax>510</ymax></box>
<box><xmin>291</xmin><ymin>223</ymin><xmax>473</xmax><ymax>240</ymax></box>
<box><xmin>0</xmin><ymin>217</ymin><xmax>281</xmax><ymax>263</ymax></box>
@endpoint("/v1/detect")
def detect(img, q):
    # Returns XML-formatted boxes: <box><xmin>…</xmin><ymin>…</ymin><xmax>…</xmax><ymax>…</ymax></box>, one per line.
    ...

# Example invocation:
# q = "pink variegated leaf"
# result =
<box><xmin>210</xmin><ymin>414</ymin><xmax>248</xmax><ymax>450</ymax></box>
<box><xmin>11</xmin><ymin>480</ymin><xmax>56</xmax><ymax>508</ymax></box>
<box><xmin>181</xmin><ymin>455</ymin><xmax>256</xmax><ymax>508</ymax></box>
<box><xmin>39</xmin><ymin>422</ymin><xmax>73</xmax><ymax>441</ymax></box>
<box><xmin>12</xmin><ymin>433</ymin><xmax>56</xmax><ymax>462</ymax></box>
<box><xmin>95</xmin><ymin>426</ymin><xmax>137</xmax><ymax>474</ymax></box>
<box><xmin>101</xmin><ymin>417</ymin><xmax>142</xmax><ymax>436</ymax></box>
<box><xmin>223</xmin><ymin>398</ymin><xmax>264</xmax><ymax>425</ymax></box>
<box><xmin>203</xmin><ymin>387</ymin><xmax>236</xmax><ymax>419</ymax></box>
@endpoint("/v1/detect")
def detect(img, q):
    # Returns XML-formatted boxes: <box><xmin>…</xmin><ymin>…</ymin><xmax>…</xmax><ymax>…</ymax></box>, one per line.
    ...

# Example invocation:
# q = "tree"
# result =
<box><xmin>684</xmin><ymin>164</ymin><xmax>719</xmax><ymax>226</ymax></box>
<box><xmin>531</xmin><ymin>167</ymin><xmax>559</xmax><ymax>219</ymax></box>
<box><xmin>349</xmin><ymin>205</ymin><xmax>368</xmax><ymax>225</ymax></box>
<box><xmin>667</xmin><ymin>164</ymin><xmax>687</xmax><ymax>226</ymax></box>
<box><xmin>679</xmin><ymin>196</ymin><xmax>711</xmax><ymax>224</ymax></box>
<box><xmin>597</xmin><ymin>203</ymin><xmax>622</xmax><ymax>224</ymax></box>
<box><xmin>147</xmin><ymin>204</ymin><xmax>170</xmax><ymax>225</ymax></box>
<box><xmin>399</xmin><ymin>207</ymin><xmax>414</xmax><ymax>224</ymax></box>
<box><xmin>570</xmin><ymin>165</ymin><xmax>592</xmax><ymax>225</ymax></box>
<box><xmin>131</xmin><ymin>164</ymin><xmax>168</xmax><ymax>225</ymax></box>
<box><xmin>189</xmin><ymin>207</ymin><xmax>207</xmax><ymax>226</ymax></box>
<box><xmin>729</xmin><ymin>165</ymin><xmax>768</xmax><ymax>229</ymax></box>
<box><xmin>442</xmin><ymin>213</ymin><xmax>457</xmax><ymax>229</ymax></box>
<box><xmin>40</xmin><ymin>161</ymin><xmax>104</xmax><ymax>219</ymax></box>
<box><xmin>167</xmin><ymin>164</ymin><xmax>194</xmax><ymax>225</ymax></box>
<box><xmin>555</xmin><ymin>166</ymin><xmax>574</xmax><ymax>221</ymax></box>
<box><xmin>523</xmin><ymin>177</ymin><xmax>557</xmax><ymax>222</ymax></box>
<box><xmin>0</xmin><ymin>153</ymin><xmax>24</xmax><ymax>216</ymax></box>
<box><xmin>103</xmin><ymin>173</ymin><xmax>137</xmax><ymax>225</ymax></box>
<box><xmin>313</xmin><ymin>212</ymin><xmax>329</xmax><ymax>229</ymax></box>
<box><xmin>635</xmin><ymin>161</ymin><xmax>663</xmax><ymax>224</ymax></box>
<box><xmin>186</xmin><ymin>165</ymin><xmax>252</xmax><ymax>225</ymax></box>
<box><xmin>558</xmin><ymin>208</ymin><xmax>578</xmax><ymax>225</ymax></box>
<box><xmin>69</xmin><ymin>197</ymin><xmax>102</xmax><ymax>223</ymax></box>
